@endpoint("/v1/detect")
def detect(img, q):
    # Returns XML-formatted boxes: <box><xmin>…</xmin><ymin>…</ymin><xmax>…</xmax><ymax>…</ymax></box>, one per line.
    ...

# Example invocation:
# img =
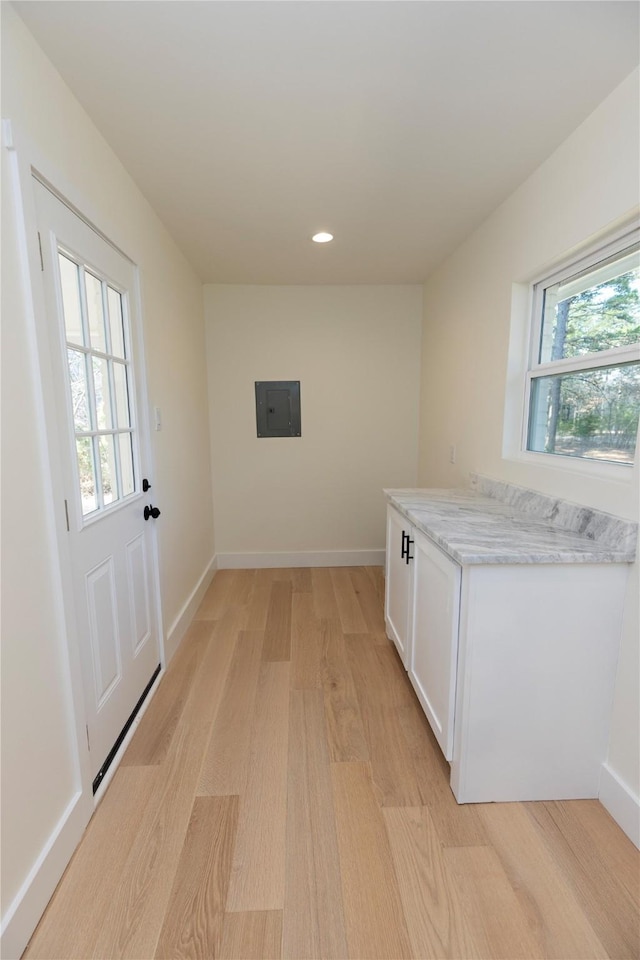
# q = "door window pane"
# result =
<box><xmin>58</xmin><ymin>247</ymin><xmax>139</xmax><ymax>518</ymax></box>
<box><xmin>76</xmin><ymin>437</ymin><xmax>98</xmax><ymax>515</ymax></box>
<box><xmin>113</xmin><ymin>362</ymin><xmax>131</xmax><ymax>428</ymax></box>
<box><xmin>528</xmin><ymin>362</ymin><xmax>640</xmax><ymax>463</ymax></box>
<box><xmin>108</xmin><ymin>287</ymin><xmax>126</xmax><ymax>358</ymax></box>
<box><xmin>93</xmin><ymin>357</ymin><xmax>113</xmax><ymax>429</ymax></box>
<box><xmin>59</xmin><ymin>254</ymin><xmax>84</xmax><ymax>346</ymax></box>
<box><xmin>68</xmin><ymin>350</ymin><xmax>91</xmax><ymax>431</ymax></box>
<box><xmin>99</xmin><ymin>435</ymin><xmax>119</xmax><ymax>505</ymax></box>
<box><xmin>86</xmin><ymin>272</ymin><xmax>107</xmax><ymax>353</ymax></box>
<box><xmin>119</xmin><ymin>433</ymin><xmax>135</xmax><ymax>496</ymax></box>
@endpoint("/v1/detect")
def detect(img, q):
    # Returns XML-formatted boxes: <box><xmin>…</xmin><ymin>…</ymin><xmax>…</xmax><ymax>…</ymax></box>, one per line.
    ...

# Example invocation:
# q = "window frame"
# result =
<box><xmin>521</xmin><ymin>226</ymin><xmax>640</xmax><ymax>467</ymax></box>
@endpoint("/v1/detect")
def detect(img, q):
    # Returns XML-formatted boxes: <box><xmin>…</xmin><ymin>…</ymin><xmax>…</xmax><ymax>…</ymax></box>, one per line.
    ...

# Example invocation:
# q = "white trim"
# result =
<box><xmin>507</xmin><ymin>447</ymin><xmax>637</xmax><ymax>482</ymax></box>
<box><xmin>164</xmin><ymin>555</ymin><xmax>218</xmax><ymax>662</ymax></box>
<box><xmin>32</xmin><ymin>169</ymin><xmax>136</xmax><ymax>265</ymax></box>
<box><xmin>599</xmin><ymin>762</ymin><xmax>640</xmax><ymax>849</ymax></box>
<box><xmin>529</xmin><ymin>343</ymin><xmax>640</xmax><ymax>379</ymax></box>
<box><xmin>503</xmin><ymin>216</ymin><xmax>640</xmax><ymax>476</ymax></box>
<box><xmin>528</xmin><ymin>221</ymin><xmax>640</xmax><ymax>293</ymax></box>
<box><xmin>217</xmin><ymin>550</ymin><xmax>385</xmax><ymax>569</ymax></box>
<box><xmin>0</xmin><ymin>792</ymin><xmax>86</xmax><ymax>960</ymax></box>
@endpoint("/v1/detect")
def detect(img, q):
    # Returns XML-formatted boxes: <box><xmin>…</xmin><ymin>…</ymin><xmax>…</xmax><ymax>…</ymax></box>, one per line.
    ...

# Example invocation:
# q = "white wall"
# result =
<box><xmin>418</xmin><ymin>71</ymin><xmax>640</xmax><ymax>820</ymax></box>
<box><xmin>1</xmin><ymin>7</ymin><xmax>215</xmax><ymax>952</ymax></box>
<box><xmin>205</xmin><ymin>284</ymin><xmax>422</xmax><ymax>561</ymax></box>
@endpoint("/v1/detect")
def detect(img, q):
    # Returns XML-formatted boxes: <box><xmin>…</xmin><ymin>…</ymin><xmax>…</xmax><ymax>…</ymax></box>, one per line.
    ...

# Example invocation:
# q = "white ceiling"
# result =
<box><xmin>13</xmin><ymin>1</ymin><xmax>640</xmax><ymax>284</ymax></box>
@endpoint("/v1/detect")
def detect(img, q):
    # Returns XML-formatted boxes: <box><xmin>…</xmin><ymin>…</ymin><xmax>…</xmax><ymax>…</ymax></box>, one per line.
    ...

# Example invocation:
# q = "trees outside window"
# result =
<box><xmin>526</xmin><ymin>234</ymin><xmax>640</xmax><ymax>465</ymax></box>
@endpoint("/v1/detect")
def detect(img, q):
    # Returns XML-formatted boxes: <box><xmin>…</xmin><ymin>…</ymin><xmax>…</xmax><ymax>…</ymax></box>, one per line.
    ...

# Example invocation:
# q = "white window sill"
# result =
<box><xmin>504</xmin><ymin>448</ymin><xmax>636</xmax><ymax>485</ymax></box>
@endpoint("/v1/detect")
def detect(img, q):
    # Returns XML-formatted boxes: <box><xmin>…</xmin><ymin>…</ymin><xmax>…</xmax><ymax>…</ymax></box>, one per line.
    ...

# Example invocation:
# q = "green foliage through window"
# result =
<box><xmin>528</xmin><ymin>239</ymin><xmax>640</xmax><ymax>465</ymax></box>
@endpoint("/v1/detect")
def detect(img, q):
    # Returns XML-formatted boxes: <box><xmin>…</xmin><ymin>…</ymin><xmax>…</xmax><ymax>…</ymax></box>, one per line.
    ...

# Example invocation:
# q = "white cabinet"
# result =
<box><xmin>384</xmin><ymin>504</ymin><xmax>413</xmax><ymax>667</ymax></box>
<box><xmin>385</xmin><ymin>506</ymin><xmax>460</xmax><ymax>759</ymax></box>
<box><xmin>409</xmin><ymin>529</ymin><xmax>460</xmax><ymax>761</ymax></box>
<box><xmin>384</xmin><ymin>502</ymin><xmax>629</xmax><ymax>804</ymax></box>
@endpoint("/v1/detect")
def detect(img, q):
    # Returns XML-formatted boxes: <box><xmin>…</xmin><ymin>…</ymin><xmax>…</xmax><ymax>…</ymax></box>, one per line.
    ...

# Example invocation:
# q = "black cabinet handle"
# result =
<box><xmin>405</xmin><ymin>537</ymin><xmax>414</xmax><ymax>564</ymax></box>
<box><xmin>401</xmin><ymin>530</ymin><xmax>408</xmax><ymax>559</ymax></box>
<box><xmin>144</xmin><ymin>504</ymin><xmax>161</xmax><ymax>521</ymax></box>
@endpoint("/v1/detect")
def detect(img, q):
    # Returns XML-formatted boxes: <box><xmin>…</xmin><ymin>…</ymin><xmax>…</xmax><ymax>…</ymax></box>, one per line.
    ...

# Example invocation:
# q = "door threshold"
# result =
<box><xmin>92</xmin><ymin>664</ymin><xmax>162</xmax><ymax>795</ymax></box>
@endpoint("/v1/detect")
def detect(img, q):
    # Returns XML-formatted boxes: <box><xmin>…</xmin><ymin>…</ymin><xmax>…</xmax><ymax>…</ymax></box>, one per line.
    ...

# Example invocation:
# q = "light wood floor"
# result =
<box><xmin>25</xmin><ymin>567</ymin><xmax>640</xmax><ymax>960</ymax></box>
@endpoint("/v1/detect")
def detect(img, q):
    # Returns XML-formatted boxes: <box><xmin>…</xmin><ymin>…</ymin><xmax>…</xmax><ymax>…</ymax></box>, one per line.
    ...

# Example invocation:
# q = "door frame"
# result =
<box><xmin>1</xmin><ymin>118</ymin><xmax>166</xmax><ymax>957</ymax></box>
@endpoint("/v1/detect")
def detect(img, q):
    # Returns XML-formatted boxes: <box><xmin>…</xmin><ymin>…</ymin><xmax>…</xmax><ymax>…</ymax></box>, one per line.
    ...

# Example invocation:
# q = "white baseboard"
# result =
<box><xmin>599</xmin><ymin>762</ymin><xmax>640</xmax><ymax>849</ymax></box>
<box><xmin>217</xmin><ymin>549</ymin><xmax>385</xmax><ymax>569</ymax></box>
<box><xmin>0</xmin><ymin>791</ymin><xmax>87</xmax><ymax>960</ymax></box>
<box><xmin>164</xmin><ymin>555</ymin><xmax>217</xmax><ymax>663</ymax></box>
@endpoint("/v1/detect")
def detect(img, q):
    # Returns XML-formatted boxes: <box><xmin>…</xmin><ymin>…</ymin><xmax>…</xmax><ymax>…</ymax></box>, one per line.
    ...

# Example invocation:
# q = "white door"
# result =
<box><xmin>384</xmin><ymin>505</ymin><xmax>412</xmax><ymax>667</ymax></box>
<box><xmin>409</xmin><ymin>528</ymin><xmax>460</xmax><ymax>760</ymax></box>
<box><xmin>35</xmin><ymin>180</ymin><xmax>161</xmax><ymax>790</ymax></box>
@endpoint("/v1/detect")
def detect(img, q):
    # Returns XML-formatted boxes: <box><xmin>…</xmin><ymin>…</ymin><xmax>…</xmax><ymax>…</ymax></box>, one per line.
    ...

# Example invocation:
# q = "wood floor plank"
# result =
<box><xmin>346</xmin><ymin>633</ymin><xmax>421</xmax><ymax>806</ymax></box>
<box><xmin>246</xmin><ymin>583</ymin><xmax>271</xmax><ymax>631</ymax></box>
<box><xmin>349</xmin><ymin>566</ymin><xmax>385</xmax><ymax>634</ymax></box>
<box><xmin>290</xmin><ymin>592</ymin><xmax>323</xmax><ymax>689</ymax></box>
<box><xmin>568</xmin><ymin>799</ymin><xmax>640</xmax><ymax>903</ymax></box>
<box><xmin>91</xmin><ymin>610</ymin><xmax>241</xmax><ymax>959</ymax></box>
<box><xmin>197</xmin><ymin>631</ymin><xmax>264</xmax><ymax>796</ymax></box>
<box><xmin>226</xmin><ymin>662</ymin><xmax>290</xmax><ymax>912</ymax></box>
<box><xmin>254</xmin><ymin>568</ymin><xmax>291</xmax><ymax>586</ymax></box>
<box><xmin>365</xmin><ymin>565</ymin><xmax>385</xmax><ymax>607</ymax></box>
<box><xmin>122</xmin><ymin>621</ymin><xmax>212</xmax><ymax>766</ymax></box>
<box><xmin>262</xmin><ymin>581</ymin><xmax>292</xmax><ymax>661</ymax></box>
<box><xmin>330</xmin><ymin>567</ymin><xmax>368</xmax><ymax>633</ymax></box>
<box><xmin>290</xmin><ymin>567</ymin><xmax>312</xmax><ymax>593</ymax></box>
<box><xmin>225</xmin><ymin>568</ymin><xmax>257</xmax><ymax>606</ymax></box>
<box><xmin>478</xmin><ymin>802</ymin><xmax>608</xmax><ymax>959</ymax></box>
<box><xmin>268</xmin><ymin>568</ymin><xmax>311</xmax><ymax>591</ymax></box>
<box><xmin>383</xmin><ymin>805</ymin><xmax>479</xmax><ymax>960</ymax></box>
<box><xmin>311</xmin><ymin>567</ymin><xmax>340</xmax><ymax>620</ymax></box>
<box><xmin>283</xmin><ymin>689</ymin><xmax>348</xmax><ymax>960</ymax></box>
<box><xmin>331</xmin><ymin>761</ymin><xmax>412</xmax><ymax>959</ymax></box>
<box><xmin>321</xmin><ymin>620</ymin><xmax>369</xmax><ymax>763</ymax></box>
<box><xmin>219</xmin><ymin>912</ymin><xmax>283</xmax><ymax>959</ymax></box>
<box><xmin>155</xmin><ymin>796</ymin><xmax>239</xmax><ymax>959</ymax></box>
<box><xmin>412</xmin><ymin>752</ymin><xmax>489</xmax><ymax>849</ymax></box>
<box><xmin>194</xmin><ymin>570</ymin><xmax>239</xmax><ymax>620</ymax></box>
<box><xmin>443</xmin><ymin>845</ymin><xmax>542</xmax><ymax>959</ymax></box>
<box><xmin>24</xmin><ymin>766</ymin><xmax>163</xmax><ymax>960</ymax></box>
<box><xmin>23</xmin><ymin>566</ymin><xmax>640</xmax><ymax>960</ymax></box>
<box><xmin>91</xmin><ymin>725</ymin><xmax>212</xmax><ymax>959</ymax></box>
<box><xmin>527</xmin><ymin>800</ymin><xmax>640</xmax><ymax>959</ymax></box>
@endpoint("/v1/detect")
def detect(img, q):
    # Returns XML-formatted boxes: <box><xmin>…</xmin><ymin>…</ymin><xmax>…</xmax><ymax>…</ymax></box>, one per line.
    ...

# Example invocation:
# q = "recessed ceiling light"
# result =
<box><xmin>312</xmin><ymin>232</ymin><xmax>334</xmax><ymax>243</ymax></box>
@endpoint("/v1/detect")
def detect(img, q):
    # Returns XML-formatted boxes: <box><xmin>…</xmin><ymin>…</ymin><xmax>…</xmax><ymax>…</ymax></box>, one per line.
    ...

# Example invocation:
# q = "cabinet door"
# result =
<box><xmin>384</xmin><ymin>505</ymin><xmax>412</xmax><ymax>667</ymax></box>
<box><xmin>409</xmin><ymin>529</ymin><xmax>461</xmax><ymax>760</ymax></box>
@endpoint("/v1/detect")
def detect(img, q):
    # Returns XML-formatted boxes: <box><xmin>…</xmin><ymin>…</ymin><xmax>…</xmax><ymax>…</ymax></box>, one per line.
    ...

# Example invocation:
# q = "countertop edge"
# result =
<box><xmin>385</xmin><ymin>490</ymin><xmax>638</xmax><ymax>566</ymax></box>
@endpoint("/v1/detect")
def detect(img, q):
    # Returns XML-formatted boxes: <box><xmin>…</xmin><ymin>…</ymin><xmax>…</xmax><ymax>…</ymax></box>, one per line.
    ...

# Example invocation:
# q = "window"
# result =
<box><xmin>525</xmin><ymin>231</ymin><xmax>640</xmax><ymax>465</ymax></box>
<box><xmin>59</xmin><ymin>250</ymin><xmax>137</xmax><ymax>516</ymax></box>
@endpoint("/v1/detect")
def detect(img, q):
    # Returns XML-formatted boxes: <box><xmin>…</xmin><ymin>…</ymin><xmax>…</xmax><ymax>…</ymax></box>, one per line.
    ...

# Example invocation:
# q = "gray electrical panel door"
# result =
<box><xmin>255</xmin><ymin>381</ymin><xmax>301</xmax><ymax>437</ymax></box>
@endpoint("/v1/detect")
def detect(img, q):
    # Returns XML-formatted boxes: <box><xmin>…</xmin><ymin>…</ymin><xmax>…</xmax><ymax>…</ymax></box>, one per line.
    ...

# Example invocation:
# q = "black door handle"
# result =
<box><xmin>405</xmin><ymin>537</ymin><xmax>414</xmax><ymax>564</ymax></box>
<box><xmin>144</xmin><ymin>504</ymin><xmax>161</xmax><ymax>521</ymax></box>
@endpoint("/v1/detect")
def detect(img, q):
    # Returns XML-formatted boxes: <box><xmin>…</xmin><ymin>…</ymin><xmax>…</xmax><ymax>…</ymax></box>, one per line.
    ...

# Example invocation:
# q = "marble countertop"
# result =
<box><xmin>385</xmin><ymin>487</ymin><xmax>638</xmax><ymax>565</ymax></box>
